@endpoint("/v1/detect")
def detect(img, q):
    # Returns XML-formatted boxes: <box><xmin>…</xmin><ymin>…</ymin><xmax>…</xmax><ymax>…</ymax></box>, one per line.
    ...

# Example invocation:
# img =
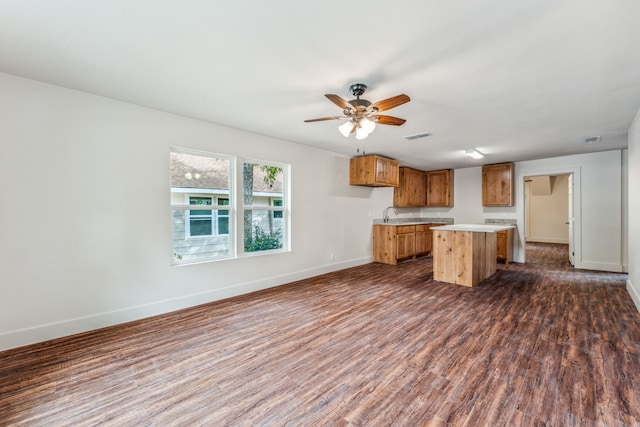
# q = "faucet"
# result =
<box><xmin>383</xmin><ymin>206</ymin><xmax>398</xmax><ymax>223</ymax></box>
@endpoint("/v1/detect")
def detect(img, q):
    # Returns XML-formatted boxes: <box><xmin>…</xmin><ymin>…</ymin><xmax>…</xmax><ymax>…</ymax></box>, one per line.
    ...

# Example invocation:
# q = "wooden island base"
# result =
<box><xmin>432</xmin><ymin>229</ymin><xmax>497</xmax><ymax>286</ymax></box>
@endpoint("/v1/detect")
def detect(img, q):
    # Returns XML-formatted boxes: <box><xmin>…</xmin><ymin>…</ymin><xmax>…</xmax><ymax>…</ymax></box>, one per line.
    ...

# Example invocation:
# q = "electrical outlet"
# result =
<box><xmin>329</xmin><ymin>253</ymin><xmax>335</xmax><ymax>261</ymax></box>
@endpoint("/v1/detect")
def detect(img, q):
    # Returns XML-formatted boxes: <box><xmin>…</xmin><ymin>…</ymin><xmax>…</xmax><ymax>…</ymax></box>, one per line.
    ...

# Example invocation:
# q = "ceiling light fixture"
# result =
<box><xmin>340</xmin><ymin>117</ymin><xmax>376</xmax><ymax>140</ymax></box>
<box><xmin>465</xmin><ymin>149</ymin><xmax>484</xmax><ymax>159</ymax></box>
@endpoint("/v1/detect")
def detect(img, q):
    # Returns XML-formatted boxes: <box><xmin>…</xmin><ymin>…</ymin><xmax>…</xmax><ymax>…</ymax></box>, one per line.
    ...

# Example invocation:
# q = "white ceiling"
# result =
<box><xmin>2</xmin><ymin>0</ymin><xmax>639</xmax><ymax>169</ymax></box>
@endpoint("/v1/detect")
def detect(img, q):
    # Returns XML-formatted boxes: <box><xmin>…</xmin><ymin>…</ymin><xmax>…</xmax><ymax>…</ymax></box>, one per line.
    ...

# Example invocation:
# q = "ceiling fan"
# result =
<box><xmin>304</xmin><ymin>83</ymin><xmax>410</xmax><ymax>140</ymax></box>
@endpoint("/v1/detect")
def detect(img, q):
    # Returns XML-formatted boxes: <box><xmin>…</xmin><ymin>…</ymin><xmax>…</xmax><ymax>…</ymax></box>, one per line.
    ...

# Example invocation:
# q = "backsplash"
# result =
<box><xmin>485</xmin><ymin>218</ymin><xmax>517</xmax><ymax>226</ymax></box>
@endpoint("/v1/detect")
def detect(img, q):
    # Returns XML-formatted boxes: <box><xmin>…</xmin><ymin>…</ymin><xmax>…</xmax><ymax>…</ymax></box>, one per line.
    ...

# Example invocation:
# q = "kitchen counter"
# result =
<box><xmin>431</xmin><ymin>223</ymin><xmax>515</xmax><ymax>232</ymax></box>
<box><xmin>373</xmin><ymin>217</ymin><xmax>454</xmax><ymax>226</ymax></box>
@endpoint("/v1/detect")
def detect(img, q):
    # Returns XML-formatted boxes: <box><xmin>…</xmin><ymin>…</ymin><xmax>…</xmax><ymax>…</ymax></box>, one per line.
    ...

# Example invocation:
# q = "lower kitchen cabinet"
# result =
<box><xmin>496</xmin><ymin>229</ymin><xmax>512</xmax><ymax>264</ymax></box>
<box><xmin>415</xmin><ymin>225</ymin><xmax>428</xmax><ymax>256</ymax></box>
<box><xmin>396</xmin><ymin>226</ymin><xmax>416</xmax><ymax>259</ymax></box>
<box><xmin>373</xmin><ymin>223</ymin><xmax>446</xmax><ymax>265</ymax></box>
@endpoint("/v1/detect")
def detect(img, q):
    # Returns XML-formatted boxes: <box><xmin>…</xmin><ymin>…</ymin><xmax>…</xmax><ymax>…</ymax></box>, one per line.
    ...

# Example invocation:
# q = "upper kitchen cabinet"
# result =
<box><xmin>482</xmin><ymin>162</ymin><xmax>514</xmax><ymax>206</ymax></box>
<box><xmin>426</xmin><ymin>169</ymin><xmax>454</xmax><ymax>207</ymax></box>
<box><xmin>349</xmin><ymin>155</ymin><xmax>399</xmax><ymax>187</ymax></box>
<box><xmin>394</xmin><ymin>167</ymin><xmax>426</xmax><ymax>207</ymax></box>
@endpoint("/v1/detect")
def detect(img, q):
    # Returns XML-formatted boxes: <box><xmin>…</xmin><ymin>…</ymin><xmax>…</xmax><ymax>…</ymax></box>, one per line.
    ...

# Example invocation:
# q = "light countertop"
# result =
<box><xmin>373</xmin><ymin>217</ymin><xmax>453</xmax><ymax>226</ymax></box>
<box><xmin>431</xmin><ymin>224</ymin><xmax>516</xmax><ymax>232</ymax></box>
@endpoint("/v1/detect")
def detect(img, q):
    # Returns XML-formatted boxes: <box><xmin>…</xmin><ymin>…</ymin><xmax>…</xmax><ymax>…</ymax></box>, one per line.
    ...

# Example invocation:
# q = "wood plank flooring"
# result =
<box><xmin>1</xmin><ymin>243</ymin><xmax>638</xmax><ymax>426</ymax></box>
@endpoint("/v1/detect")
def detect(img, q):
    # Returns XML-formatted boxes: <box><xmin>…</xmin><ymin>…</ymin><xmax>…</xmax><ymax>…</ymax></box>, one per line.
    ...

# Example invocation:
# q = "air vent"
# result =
<box><xmin>583</xmin><ymin>136</ymin><xmax>601</xmax><ymax>144</ymax></box>
<box><xmin>404</xmin><ymin>132</ymin><xmax>432</xmax><ymax>141</ymax></box>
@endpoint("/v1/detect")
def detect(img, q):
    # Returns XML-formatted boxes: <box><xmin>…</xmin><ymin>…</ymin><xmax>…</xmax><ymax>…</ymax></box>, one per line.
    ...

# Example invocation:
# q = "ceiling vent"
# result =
<box><xmin>583</xmin><ymin>136</ymin><xmax>601</xmax><ymax>144</ymax></box>
<box><xmin>404</xmin><ymin>132</ymin><xmax>431</xmax><ymax>141</ymax></box>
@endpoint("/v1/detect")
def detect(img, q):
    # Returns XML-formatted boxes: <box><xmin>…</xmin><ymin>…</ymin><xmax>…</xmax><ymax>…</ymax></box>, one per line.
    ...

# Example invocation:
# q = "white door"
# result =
<box><xmin>568</xmin><ymin>173</ymin><xmax>575</xmax><ymax>265</ymax></box>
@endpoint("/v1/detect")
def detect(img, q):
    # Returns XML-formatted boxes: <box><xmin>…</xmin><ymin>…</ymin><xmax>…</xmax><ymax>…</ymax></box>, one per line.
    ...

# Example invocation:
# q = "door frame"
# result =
<box><xmin>516</xmin><ymin>167</ymin><xmax>581</xmax><ymax>266</ymax></box>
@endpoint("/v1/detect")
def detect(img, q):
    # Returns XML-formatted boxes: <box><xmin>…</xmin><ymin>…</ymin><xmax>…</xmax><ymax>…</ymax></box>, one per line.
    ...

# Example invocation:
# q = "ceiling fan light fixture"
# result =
<box><xmin>355</xmin><ymin>125</ymin><xmax>370</xmax><ymax>140</ymax></box>
<box><xmin>465</xmin><ymin>149</ymin><xmax>484</xmax><ymax>159</ymax></box>
<box><xmin>305</xmin><ymin>83</ymin><xmax>410</xmax><ymax>141</ymax></box>
<box><xmin>338</xmin><ymin>120</ymin><xmax>354</xmax><ymax>137</ymax></box>
<box><xmin>359</xmin><ymin>117</ymin><xmax>376</xmax><ymax>134</ymax></box>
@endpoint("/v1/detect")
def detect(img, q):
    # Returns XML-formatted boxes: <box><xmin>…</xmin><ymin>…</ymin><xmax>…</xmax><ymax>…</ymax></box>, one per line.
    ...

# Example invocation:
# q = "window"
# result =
<box><xmin>170</xmin><ymin>148</ymin><xmax>288</xmax><ymax>264</ymax></box>
<box><xmin>170</xmin><ymin>149</ymin><xmax>233</xmax><ymax>264</ymax></box>
<box><xmin>272</xmin><ymin>199</ymin><xmax>283</xmax><ymax>219</ymax></box>
<box><xmin>217</xmin><ymin>198</ymin><xmax>229</xmax><ymax>234</ymax></box>
<box><xmin>188</xmin><ymin>196</ymin><xmax>213</xmax><ymax>236</ymax></box>
<box><xmin>242</xmin><ymin>161</ymin><xmax>287</xmax><ymax>254</ymax></box>
<box><xmin>185</xmin><ymin>196</ymin><xmax>229</xmax><ymax>238</ymax></box>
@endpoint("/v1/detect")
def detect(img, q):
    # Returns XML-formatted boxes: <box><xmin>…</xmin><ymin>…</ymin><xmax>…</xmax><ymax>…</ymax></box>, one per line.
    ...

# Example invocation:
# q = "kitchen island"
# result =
<box><xmin>431</xmin><ymin>224</ymin><xmax>515</xmax><ymax>286</ymax></box>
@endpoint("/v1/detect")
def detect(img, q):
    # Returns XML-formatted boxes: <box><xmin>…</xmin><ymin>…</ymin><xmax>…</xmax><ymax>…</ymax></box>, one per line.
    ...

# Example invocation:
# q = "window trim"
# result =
<box><xmin>170</xmin><ymin>147</ymin><xmax>290</xmax><ymax>265</ymax></box>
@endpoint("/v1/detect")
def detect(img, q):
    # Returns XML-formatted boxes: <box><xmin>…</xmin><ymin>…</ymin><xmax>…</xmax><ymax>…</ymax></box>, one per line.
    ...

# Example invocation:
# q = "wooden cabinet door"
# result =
<box><xmin>375</xmin><ymin>157</ymin><xmax>400</xmax><ymax>186</ymax></box>
<box><xmin>373</xmin><ymin>225</ymin><xmax>398</xmax><ymax>265</ymax></box>
<box><xmin>394</xmin><ymin>167</ymin><xmax>426</xmax><ymax>207</ymax></box>
<box><xmin>496</xmin><ymin>229</ymin><xmax>510</xmax><ymax>264</ymax></box>
<box><xmin>482</xmin><ymin>163</ymin><xmax>514</xmax><ymax>206</ymax></box>
<box><xmin>415</xmin><ymin>225</ymin><xmax>428</xmax><ymax>255</ymax></box>
<box><xmin>426</xmin><ymin>169</ymin><xmax>453</xmax><ymax>207</ymax></box>
<box><xmin>396</xmin><ymin>232</ymin><xmax>415</xmax><ymax>259</ymax></box>
<box><xmin>350</xmin><ymin>155</ymin><xmax>399</xmax><ymax>187</ymax></box>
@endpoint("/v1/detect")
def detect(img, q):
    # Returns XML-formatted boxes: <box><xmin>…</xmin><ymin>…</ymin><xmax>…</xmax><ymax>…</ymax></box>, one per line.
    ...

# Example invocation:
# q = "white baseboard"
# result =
<box><xmin>627</xmin><ymin>279</ymin><xmax>640</xmax><ymax>313</ymax></box>
<box><xmin>526</xmin><ymin>237</ymin><xmax>569</xmax><ymax>244</ymax></box>
<box><xmin>0</xmin><ymin>256</ymin><xmax>373</xmax><ymax>352</ymax></box>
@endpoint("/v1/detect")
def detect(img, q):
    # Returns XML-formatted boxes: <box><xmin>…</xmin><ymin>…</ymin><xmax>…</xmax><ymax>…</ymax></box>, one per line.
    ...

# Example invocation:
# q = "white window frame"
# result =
<box><xmin>238</xmin><ymin>159</ymin><xmax>290</xmax><ymax>256</ymax></box>
<box><xmin>170</xmin><ymin>148</ymin><xmax>235</xmax><ymax>265</ymax></box>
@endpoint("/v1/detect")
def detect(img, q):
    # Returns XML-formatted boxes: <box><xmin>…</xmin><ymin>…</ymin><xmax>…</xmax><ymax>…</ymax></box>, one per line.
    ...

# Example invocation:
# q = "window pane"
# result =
<box><xmin>190</xmin><ymin>197</ymin><xmax>212</xmax><ymax>205</ymax></box>
<box><xmin>191</xmin><ymin>209</ymin><xmax>212</xmax><ymax>216</ymax></box>
<box><xmin>171</xmin><ymin>153</ymin><xmax>229</xmax><ymax>191</ymax></box>
<box><xmin>171</xmin><ymin>149</ymin><xmax>232</xmax><ymax>264</ymax></box>
<box><xmin>244</xmin><ymin>209</ymin><xmax>284</xmax><ymax>252</ymax></box>
<box><xmin>172</xmin><ymin>209</ymin><xmax>231</xmax><ymax>263</ymax></box>
<box><xmin>242</xmin><ymin>163</ymin><xmax>284</xmax><ymax>201</ymax></box>
<box><xmin>272</xmin><ymin>199</ymin><xmax>283</xmax><ymax>219</ymax></box>
<box><xmin>190</xmin><ymin>218</ymin><xmax>213</xmax><ymax>236</ymax></box>
<box><xmin>218</xmin><ymin>217</ymin><xmax>229</xmax><ymax>235</ymax></box>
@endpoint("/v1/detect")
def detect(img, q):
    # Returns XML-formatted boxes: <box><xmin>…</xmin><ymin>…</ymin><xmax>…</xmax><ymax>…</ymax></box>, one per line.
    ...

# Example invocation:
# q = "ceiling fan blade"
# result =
<box><xmin>373</xmin><ymin>115</ymin><xmax>406</xmax><ymax>126</ymax></box>
<box><xmin>304</xmin><ymin>116</ymin><xmax>345</xmax><ymax>122</ymax></box>
<box><xmin>370</xmin><ymin>94</ymin><xmax>410</xmax><ymax>112</ymax></box>
<box><xmin>325</xmin><ymin>94</ymin><xmax>353</xmax><ymax>110</ymax></box>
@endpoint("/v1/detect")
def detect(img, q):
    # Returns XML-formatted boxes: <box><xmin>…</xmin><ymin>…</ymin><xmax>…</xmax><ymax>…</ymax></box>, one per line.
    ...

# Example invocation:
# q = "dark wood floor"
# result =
<box><xmin>1</xmin><ymin>243</ymin><xmax>638</xmax><ymax>426</ymax></box>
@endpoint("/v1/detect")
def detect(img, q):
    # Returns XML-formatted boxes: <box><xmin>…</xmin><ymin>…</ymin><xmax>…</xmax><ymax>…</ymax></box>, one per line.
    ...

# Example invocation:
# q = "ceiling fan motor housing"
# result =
<box><xmin>349</xmin><ymin>83</ymin><xmax>367</xmax><ymax>97</ymax></box>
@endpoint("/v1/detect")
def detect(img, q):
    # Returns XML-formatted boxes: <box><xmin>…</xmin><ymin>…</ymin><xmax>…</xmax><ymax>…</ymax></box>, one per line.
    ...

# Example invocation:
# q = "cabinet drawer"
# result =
<box><xmin>415</xmin><ymin>224</ymin><xmax>427</xmax><ymax>232</ymax></box>
<box><xmin>396</xmin><ymin>225</ymin><xmax>416</xmax><ymax>234</ymax></box>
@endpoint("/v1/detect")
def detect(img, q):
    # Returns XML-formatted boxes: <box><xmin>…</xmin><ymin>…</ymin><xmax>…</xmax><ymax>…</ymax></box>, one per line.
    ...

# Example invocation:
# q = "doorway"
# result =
<box><xmin>524</xmin><ymin>173</ymin><xmax>573</xmax><ymax>265</ymax></box>
<box><xmin>517</xmin><ymin>167</ymin><xmax>581</xmax><ymax>266</ymax></box>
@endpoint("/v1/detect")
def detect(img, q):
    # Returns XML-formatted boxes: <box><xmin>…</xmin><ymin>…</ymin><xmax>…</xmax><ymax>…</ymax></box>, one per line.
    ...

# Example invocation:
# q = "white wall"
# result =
<box><xmin>628</xmin><ymin>107</ymin><xmax>640</xmax><ymax>310</ymax></box>
<box><xmin>0</xmin><ymin>73</ymin><xmax>394</xmax><ymax>351</ymax></box>
<box><xmin>515</xmin><ymin>151</ymin><xmax>624</xmax><ymax>271</ymax></box>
